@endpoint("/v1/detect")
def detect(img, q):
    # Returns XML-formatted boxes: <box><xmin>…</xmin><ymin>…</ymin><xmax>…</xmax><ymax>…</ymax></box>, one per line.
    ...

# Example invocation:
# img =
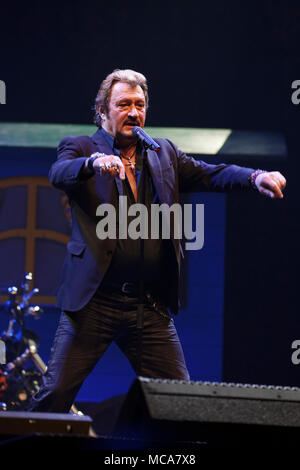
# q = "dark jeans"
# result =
<box><xmin>28</xmin><ymin>287</ymin><xmax>189</xmax><ymax>413</ymax></box>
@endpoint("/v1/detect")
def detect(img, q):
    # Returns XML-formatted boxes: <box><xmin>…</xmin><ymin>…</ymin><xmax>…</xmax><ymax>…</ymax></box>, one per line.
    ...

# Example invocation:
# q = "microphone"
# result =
<box><xmin>132</xmin><ymin>126</ymin><xmax>160</xmax><ymax>152</ymax></box>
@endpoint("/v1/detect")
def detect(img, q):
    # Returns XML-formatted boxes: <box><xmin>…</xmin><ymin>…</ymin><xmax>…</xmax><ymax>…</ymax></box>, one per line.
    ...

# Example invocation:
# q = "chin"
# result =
<box><xmin>121</xmin><ymin>129</ymin><xmax>135</xmax><ymax>137</ymax></box>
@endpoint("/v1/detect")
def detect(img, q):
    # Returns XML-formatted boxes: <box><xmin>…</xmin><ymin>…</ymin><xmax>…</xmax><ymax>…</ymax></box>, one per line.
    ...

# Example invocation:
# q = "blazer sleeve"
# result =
<box><xmin>48</xmin><ymin>136</ymin><xmax>92</xmax><ymax>192</ymax></box>
<box><xmin>165</xmin><ymin>139</ymin><xmax>255</xmax><ymax>193</ymax></box>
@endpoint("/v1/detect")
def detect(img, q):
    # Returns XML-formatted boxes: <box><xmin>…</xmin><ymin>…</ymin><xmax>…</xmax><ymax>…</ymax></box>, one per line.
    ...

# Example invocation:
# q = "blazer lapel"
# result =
<box><xmin>145</xmin><ymin>149</ymin><xmax>167</xmax><ymax>204</ymax></box>
<box><xmin>146</xmin><ymin>148</ymin><xmax>182</xmax><ymax>264</ymax></box>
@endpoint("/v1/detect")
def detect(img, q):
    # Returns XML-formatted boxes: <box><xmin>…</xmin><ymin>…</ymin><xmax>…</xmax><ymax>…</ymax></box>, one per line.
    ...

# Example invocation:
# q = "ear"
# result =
<box><xmin>100</xmin><ymin>103</ymin><xmax>110</xmax><ymax>121</ymax></box>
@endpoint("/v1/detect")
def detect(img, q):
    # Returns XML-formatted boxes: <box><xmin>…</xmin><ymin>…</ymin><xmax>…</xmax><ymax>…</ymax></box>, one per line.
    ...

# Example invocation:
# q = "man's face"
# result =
<box><xmin>101</xmin><ymin>82</ymin><xmax>146</xmax><ymax>143</ymax></box>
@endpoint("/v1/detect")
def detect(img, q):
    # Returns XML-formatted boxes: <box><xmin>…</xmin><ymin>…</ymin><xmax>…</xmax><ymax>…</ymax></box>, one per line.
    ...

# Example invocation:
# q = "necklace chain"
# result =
<box><xmin>120</xmin><ymin>146</ymin><xmax>136</xmax><ymax>161</ymax></box>
<box><xmin>120</xmin><ymin>146</ymin><xmax>137</xmax><ymax>172</ymax></box>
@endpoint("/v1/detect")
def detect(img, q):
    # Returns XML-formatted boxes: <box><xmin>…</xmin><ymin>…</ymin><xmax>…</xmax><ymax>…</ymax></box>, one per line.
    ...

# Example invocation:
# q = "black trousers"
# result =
<box><xmin>28</xmin><ymin>287</ymin><xmax>190</xmax><ymax>413</ymax></box>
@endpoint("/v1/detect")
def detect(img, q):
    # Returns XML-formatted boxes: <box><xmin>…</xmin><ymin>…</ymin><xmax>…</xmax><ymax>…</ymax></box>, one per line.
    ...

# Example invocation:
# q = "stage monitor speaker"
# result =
<box><xmin>0</xmin><ymin>411</ymin><xmax>92</xmax><ymax>438</ymax></box>
<box><xmin>113</xmin><ymin>377</ymin><xmax>300</xmax><ymax>447</ymax></box>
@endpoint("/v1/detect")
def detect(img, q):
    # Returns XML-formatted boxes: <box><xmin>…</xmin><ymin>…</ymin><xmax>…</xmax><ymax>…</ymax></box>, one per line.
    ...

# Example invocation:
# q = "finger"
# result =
<box><xmin>260</xmin><ymin>188</ymin><xmax>276</xmax><ymax>199</ymax></box>
<box><xmin>270</xmin><ymin>172</ymin><xmax>286</xmax><ymax>190</ymax></box>
<box><xmin>278</xmin><ymin>174</ymin><xmax>286</xmax><ymax>189</ymax></box>
<box><xmin>262</xmin><ymin>178</ymin><xmax>283</xmax><ymax>198</ymax></box>
<box><xmin>108</xmin><ymin>161</ymin><xmax>124</xmax><ymax>179</ymax></box>
<box><xmin>108</xmin><ymin>159</ymin><xmax>124</xmax><ymax>179</ymax></box>
<box><xmin>96</xmin><ymin>162</ymin><xmax>105</xmax><ymax>173</ymax></box>
<box><xmin>271</xmin><ymin>184</ymin><xmax>283</xmax><ymax>198</ymax></box>
<box><xmin>269</xmin><ymin>181</ymin><xmax>283</xmax><ymax>198</ymax></box>
<box><xmin>109</xmin><ymin>158</ymin><xmax>124</xmax><ymax>179</ymax></box>
<box><xmin>275</xmin><ymin>186</ymin><xmax>283</xmax><ymax>198</ymax></box>
<box><xmin>118</xmin><ymin>162</ymin><xmax>125</xmax><ymax>180</ymax></box>
<box><xmin>259</xmin><ymin>178</ymin><xmax>281</xmax><ymax>198</ymax></box>
<box><xmin>107</xmin><ymin>166</ymin><xmax>117</xmax><ymax>175</ymax></box>
<box><xmin>100</xmin><ymin>162</ymin><xmax>113</xmax><ymax>175</ymax></box>
<box><xmin>112</xmin><ymin>165</ymin><xmax>121</xmax><ymax>176</ymax></box>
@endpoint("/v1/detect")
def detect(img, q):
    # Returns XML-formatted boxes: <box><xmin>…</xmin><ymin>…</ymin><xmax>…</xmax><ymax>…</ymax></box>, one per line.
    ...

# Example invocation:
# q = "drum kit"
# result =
<box><xmin>0</xmin><ymin>273</ymin><xmax>43</xmax><ymax>411</ymax></box>
<box><xmin>0</xmin><ymin>272</ymin><xmax>81</xmax><ymax>416</ymax></box>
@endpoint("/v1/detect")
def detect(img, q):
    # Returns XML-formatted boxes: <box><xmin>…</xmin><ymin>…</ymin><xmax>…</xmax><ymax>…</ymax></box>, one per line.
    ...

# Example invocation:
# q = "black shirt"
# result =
<box><xmin>100</xmin><ymin>128</ymin><xmax>164</xmax><ymax>284</ymax></box>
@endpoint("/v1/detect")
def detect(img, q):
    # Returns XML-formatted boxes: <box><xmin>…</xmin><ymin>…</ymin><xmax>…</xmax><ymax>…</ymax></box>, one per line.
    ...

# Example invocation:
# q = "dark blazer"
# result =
<box><xmin>49</xmin><ymin>129</ymin><xmax>254</xmax><ymax>315</ymax></box>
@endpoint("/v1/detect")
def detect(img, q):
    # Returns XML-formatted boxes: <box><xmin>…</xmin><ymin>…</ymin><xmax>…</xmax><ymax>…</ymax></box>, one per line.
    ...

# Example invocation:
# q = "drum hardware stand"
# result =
<box><xmin>0</xmin><ymin>273</ymin><xmax>98</xmax><ymax>436</ymax></box>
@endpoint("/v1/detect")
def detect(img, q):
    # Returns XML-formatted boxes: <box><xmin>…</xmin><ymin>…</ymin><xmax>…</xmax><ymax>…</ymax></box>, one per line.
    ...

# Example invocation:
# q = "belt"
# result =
<box><xmin>100</xmin><ymin>281</ymin><xmax>156</xmax><ymax>296</ymax></box>
<box><xmin>99</xmin><ymin>281</ymin><xmax>172</xmax><ymax>321</ymax></box>
<box><xmin>121</xmin><ymin>282</ymin><xmax>138</xmax><ymax>295</ymax></box>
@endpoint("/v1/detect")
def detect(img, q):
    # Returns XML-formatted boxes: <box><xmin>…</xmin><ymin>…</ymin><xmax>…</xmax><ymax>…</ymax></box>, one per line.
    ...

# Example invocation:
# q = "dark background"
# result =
<box><xmin>0</xmin><ymin>0</ymin><xmax>297</xmax><ymax>131</ymax></box>
<box><xmin>0</xmin><ymin>0</ymin><xmax>299</xmax><ymax>397</ymax></box>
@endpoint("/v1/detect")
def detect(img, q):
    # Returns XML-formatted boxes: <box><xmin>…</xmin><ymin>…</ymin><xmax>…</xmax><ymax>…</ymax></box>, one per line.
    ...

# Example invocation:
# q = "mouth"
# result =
<box><xmin>124</xmin><ymin>122</ymin><xmax>139</xmax><ymax>127</ymax></box>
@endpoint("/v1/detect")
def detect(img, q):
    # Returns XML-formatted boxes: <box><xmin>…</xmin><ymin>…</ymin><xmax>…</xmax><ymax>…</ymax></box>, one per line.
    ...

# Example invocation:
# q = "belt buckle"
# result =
<box><xmin>121</xmin><ymin>282</ymin><xmax>133</xmax><ymax>294</ymax></box>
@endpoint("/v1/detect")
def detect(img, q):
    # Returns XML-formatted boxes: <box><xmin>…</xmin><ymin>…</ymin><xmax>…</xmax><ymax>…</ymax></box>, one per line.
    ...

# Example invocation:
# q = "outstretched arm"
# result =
<box><xmin>167</xmin><ymin>139</ymin><xmax>286</xmax><ymax>197</ymax></box>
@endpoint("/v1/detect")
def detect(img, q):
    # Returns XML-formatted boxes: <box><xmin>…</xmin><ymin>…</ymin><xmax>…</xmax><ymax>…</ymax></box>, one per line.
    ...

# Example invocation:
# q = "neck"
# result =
<box><xmin>120</xmin><ymin>145</ymin><xmax>137</xmax><ymax>161</ymax></box>
<box><xmin>118</xmin><ymin>138</ymin><xmax>138</xmax><ymax>153</ymax></box>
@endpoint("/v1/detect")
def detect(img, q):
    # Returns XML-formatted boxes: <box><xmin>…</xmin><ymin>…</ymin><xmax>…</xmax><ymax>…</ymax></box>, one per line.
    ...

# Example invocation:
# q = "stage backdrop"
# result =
<box><xmin>0</xmin><ymin>1</ymin><xmax>298</xmax><ymax>402</ymax></box>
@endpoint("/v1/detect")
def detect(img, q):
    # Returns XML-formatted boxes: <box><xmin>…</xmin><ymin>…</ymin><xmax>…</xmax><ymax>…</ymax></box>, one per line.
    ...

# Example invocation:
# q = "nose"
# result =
<box><xmin>128</xmin><ymin>106</ymin><xmax>138</xmax><ymax>117</ymax></box>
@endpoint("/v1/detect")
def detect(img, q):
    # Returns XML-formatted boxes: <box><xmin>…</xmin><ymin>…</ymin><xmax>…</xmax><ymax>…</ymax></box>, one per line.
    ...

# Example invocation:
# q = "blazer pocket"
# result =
<box><xmin>67</xmin><ymin>240</ymin><xmax>87</xmax><ymax>256</ymax></box>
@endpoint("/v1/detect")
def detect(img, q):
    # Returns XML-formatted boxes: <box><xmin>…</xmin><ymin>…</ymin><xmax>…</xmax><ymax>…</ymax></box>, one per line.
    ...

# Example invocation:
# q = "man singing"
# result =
<box><xmin>28</xmin><ymin>69</ymin><xmax>286</xmax><ymax>412</ymax></box>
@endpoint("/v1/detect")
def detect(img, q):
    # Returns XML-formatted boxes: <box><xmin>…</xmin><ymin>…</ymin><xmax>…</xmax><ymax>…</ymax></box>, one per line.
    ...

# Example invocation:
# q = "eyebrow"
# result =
<box><xmin>116</xmin><ymin>97</ymin><xmax>145</xmax><ymax>103</ymax></box>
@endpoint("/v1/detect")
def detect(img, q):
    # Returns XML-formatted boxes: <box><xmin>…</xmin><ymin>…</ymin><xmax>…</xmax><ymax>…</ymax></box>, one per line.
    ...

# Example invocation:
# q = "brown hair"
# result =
<box><xmin>93</xmin><ymin>69</ymin><xmax>149</xmax><ymax>128</ymax></box>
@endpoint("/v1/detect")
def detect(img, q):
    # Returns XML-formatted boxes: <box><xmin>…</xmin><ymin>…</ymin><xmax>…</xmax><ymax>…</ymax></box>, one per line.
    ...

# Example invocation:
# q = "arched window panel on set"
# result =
<box><xmin>0</xmin><ymin>177</ymin><xmax>70</xmax><ymax>305</ymax></box>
